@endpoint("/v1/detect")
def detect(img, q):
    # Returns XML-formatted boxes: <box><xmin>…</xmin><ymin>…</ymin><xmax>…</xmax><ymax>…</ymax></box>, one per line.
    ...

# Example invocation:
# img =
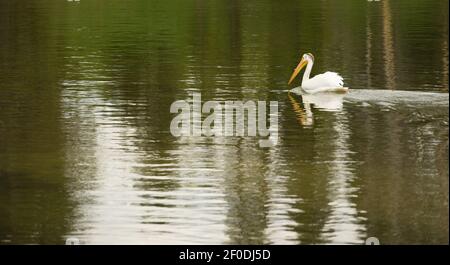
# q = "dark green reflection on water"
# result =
<box><xmin>0</xmin><ymin>0</ymin><xmax>448</xmax><ymax>244</ymax></box>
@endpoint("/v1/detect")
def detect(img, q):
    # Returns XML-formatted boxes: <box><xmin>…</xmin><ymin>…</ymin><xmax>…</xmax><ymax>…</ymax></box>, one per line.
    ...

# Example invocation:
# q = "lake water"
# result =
<box><xmin>0</xmin><ymin>0</ymin><xmax>448</xmax><ymax>244</ymax></box>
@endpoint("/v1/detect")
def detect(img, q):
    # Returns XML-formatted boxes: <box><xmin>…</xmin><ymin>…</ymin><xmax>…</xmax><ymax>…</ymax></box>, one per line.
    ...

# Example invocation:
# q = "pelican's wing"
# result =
<box><xmin>303</xmin><ymin>72</ymin><xmax>344</xmax><ymax>93</ymax></box>
<box><xmin>311</xmin><ymin>72</ymin><xmax>344</xmax><ymax>87</ymax></box>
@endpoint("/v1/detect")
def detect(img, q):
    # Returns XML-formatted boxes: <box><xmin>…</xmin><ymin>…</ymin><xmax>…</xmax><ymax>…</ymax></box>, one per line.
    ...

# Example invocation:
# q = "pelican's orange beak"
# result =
<box><xmin>288</xmin><ymin>58</ymin><xmax>307</xmax><ymax>85</ymax></box>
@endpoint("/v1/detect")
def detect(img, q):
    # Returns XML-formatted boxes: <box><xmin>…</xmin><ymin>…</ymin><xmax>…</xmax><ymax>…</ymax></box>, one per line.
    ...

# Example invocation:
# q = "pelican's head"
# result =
<box><xmin>288</xmin><ymin>53</ymin><xmax>314</xmax><ymax>85</ymax></box>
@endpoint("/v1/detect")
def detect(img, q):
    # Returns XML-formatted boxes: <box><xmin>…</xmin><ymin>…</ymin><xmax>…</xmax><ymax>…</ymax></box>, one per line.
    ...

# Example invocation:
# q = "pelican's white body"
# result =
<box><xmin>302</xmin><ymin>72</ymin><xmax>345</xmax><ymax>93</ymax></box>
<box><xmin>300</xmin><ymin>55</ymin><xmax>347</xmax><ymax>94</ymax></box>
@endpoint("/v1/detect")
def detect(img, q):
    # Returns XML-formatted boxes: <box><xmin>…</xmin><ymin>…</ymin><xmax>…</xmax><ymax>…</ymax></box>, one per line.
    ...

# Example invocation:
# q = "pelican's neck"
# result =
<box><xmin>302</xmin><ymin>59</ymin><xmax>313</xmax><ymax>85</ymax></box>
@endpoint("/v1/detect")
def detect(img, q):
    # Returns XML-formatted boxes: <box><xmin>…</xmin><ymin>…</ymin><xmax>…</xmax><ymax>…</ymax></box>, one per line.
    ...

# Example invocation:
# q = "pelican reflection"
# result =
<box><xmin>288</xmin><ymin>90</ymin><xmax>347</xmax><ymax>126</ymax></box>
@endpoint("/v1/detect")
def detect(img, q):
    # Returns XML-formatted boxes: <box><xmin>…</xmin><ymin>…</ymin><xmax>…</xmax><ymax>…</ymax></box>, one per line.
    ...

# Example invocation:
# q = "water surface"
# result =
<box><xmin>0</xmin><ymin>0</ymin><xmax>448</xmax><ymax>244</ymax></box>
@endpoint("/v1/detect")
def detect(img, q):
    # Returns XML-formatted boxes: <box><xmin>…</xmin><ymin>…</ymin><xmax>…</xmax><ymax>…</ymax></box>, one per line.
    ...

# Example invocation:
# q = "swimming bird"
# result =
<box><xmin>288</xmin><ymin>53</ymin><xmax>348</xmax><ymax>93</ymax></box>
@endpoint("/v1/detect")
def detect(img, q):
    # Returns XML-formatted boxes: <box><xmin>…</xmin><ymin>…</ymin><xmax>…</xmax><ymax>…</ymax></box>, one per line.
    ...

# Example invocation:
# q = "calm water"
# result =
<box><xmin>0</xmin><ymin>0</ymin><xmax>448</xmax><ymax>244</ymax></box>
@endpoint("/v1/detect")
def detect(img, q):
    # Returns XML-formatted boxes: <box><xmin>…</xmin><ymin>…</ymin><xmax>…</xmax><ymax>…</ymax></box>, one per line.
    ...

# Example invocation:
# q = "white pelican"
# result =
<box><xmin>288</xmin><ymin>53</ymin><xmax>348</xmax><ymax>93</ymax></box>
